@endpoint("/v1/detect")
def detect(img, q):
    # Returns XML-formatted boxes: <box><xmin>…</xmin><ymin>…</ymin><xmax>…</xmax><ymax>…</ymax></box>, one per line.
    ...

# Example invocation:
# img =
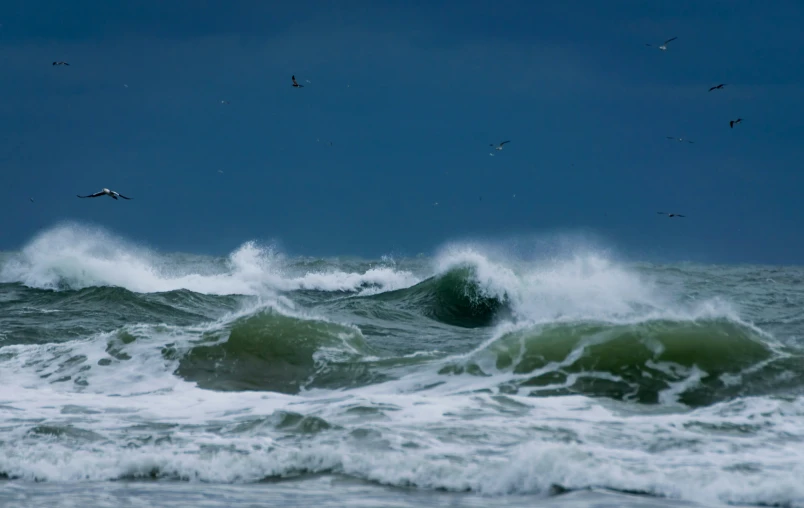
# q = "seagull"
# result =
<box><xmin>666</xmin><ymin>137</ymin><xmax>694</xmax><ymax>143</ymax></box>
<box><xmin>291</xmin><ymin>75</ymin><xmax>304</xmax><ymax>88</ymax></box>
<box><xmin>708</xmin><ymin>83</ymin><xmax>726</xmax><ymax>92</ymax></box>
<box><xmin>657</xmin><ymin>212</ymin><xmax>685</xmax><ymax>218</ymax></box>
<box><xmin>646</xmin><ymin>37</ymin><xmax>677</xmax><ymax>51</ymax></box>
<box><xmin>220</xmin><ymin>100</ymin><xmax>230</xmax><ymax>104</ymax></box>
<box><xmin>490</xmin><ymin>141</ymin><xmax>510</xmax><ymax>151</ymax></box>
<box><xmin>52</xmin><ymin>61</ymin><xmax>70</xmax><ymax>66</ymax></box>
<box><xmin>730</xmin><ymin>118</ymin><xmax>743</xmax><ymax>128</ymax></box>
<box><xmin>77</xmin><ymin>188</ymin><xmax>132</xmax><ymax>200</ymax></box>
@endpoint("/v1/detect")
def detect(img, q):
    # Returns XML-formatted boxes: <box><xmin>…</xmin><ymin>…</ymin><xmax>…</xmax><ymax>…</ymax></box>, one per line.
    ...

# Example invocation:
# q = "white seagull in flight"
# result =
<box><xmin>646</xmin><ymin>37</ymin><xmax>677</xmax><ymax>51</ymax></box>
<box><xmin>490</xmin><ymin>141</ymin><xmax>510</xmax><ymax>151</ymax></box>
<box><xmin>77</xmin><ymin>188</ymin><xmax>132</xmax><ymax>200</ymax></box>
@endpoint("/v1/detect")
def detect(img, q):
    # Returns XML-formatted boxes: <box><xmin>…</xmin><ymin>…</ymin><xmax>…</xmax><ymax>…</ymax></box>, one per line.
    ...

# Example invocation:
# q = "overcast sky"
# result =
<box><xmin>1</xmin><ymin>0</ymin><xmax>803</xmax><ymax>263</ymax></box>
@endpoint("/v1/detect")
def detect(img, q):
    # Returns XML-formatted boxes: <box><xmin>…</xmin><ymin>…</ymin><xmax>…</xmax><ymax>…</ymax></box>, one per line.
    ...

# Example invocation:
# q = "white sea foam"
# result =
<box><xmin>431</xmin><ymin>242</ymin><xmax>741</xmax><ymax>325</ymax></box>
<box><xmin>1</xmin><ymin>227</ymin><xmax>801</xmax><ymax>507</ymax></box>
<box><xmin>0</xmin><ymin>224</ymin><xmax>420</xmax><ymax>296</ymax></box>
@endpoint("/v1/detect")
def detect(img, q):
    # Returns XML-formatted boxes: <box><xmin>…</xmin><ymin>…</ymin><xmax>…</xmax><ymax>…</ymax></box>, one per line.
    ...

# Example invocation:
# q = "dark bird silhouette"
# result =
<box><xmin>645</xmin><ymin>37</ymin><xmax>677</xmax><ymax>51</ymax></box>
<box><xmin>52</xmin><ymin>61</ymin><xmax>69</xmax><ymax>66</ymax></box>
<box><xmin>730</xmin><ymin>118</ymin><xmax>743</xmax><ymax>128</ymax></box>
<box><xmin>291</xmin><ymin>75</ymin><xmax>304</xmax><ymax>88</ymax></box>
<box><xmin>657</xmin><ymin>212</ymin><xmax>685</xmax><ymax>218</ymax></box>
<box><xmin>708</xmin><ymin>83</ymin><xmax>726</xmax><ymax>92</ymax></box>
<box><xmin>490</xmin><ymin>141</ymin><xmax>510</xmax><ymax>151</ymax></box>
<box><xmin>77</xmin><ymin>188</ymin><xmax>132</xmax><ymax>200</ymax></box>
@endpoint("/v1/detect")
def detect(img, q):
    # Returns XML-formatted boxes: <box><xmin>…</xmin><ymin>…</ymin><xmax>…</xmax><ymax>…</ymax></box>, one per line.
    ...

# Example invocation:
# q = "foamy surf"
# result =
<box><xmin>0</xmin><ymin>224</ymin><xmax>420</xmax><ymax>296</ymax></box>
<box><xmin>2</xmin><ymin>224</ymin><xmax>804</xmax><ymax>508</ymax></box>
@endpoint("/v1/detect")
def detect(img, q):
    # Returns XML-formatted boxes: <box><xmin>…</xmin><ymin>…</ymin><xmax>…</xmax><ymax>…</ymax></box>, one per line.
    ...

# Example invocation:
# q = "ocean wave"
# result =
<box><xmin>443</xmin><ymin>317</ymin><xmax>799</xmax><ymax>406</ymax></box>
<box><xmin>369</xmin><ymin>266</ymin><xmax>512</xmax><ymax>328</ymax></box>
<box><xmin>0</xmin><ymin>224</ymin><xmax>420</xmax><ymax>296</ymax></box>
<box><xmin>175</xmin><ymin>308</ymin><xmax>380</xmax><ymax>393</ymax></box>
<box><xmin>1</xmin><ymin>401</ymin><xmax>803</xmax><ymax>508</ymax></box>
<box><xmin>429</xmin><ymin>244</ymin><xmax>673</xmax><ymax>324</ymax></box>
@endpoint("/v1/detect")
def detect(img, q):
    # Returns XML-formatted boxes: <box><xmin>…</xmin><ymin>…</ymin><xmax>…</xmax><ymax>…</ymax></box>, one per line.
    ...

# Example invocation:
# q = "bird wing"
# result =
<box><xmin>666</xmin><ymin>136</ymin><xmax>675</xmax><ymax>139</ymax></box>
<box><xmin>117</xmin><ymin>194</ymin><xmax>132</xmax><ymax>200</ymax></box>
<box><xmin>664</xmin><ymin>37</ymin><xmax>677</xmax><ymax>44</ymax></box>
<box><xmin>677</xmin><ymin>214</ymin><xmax>686</xmax><ymax>217</ymax></box>
<box><xmin>500</xmin><ymin>141</ymin><xmax>510</xmax><ymax>146</ymax></box>
<box><xmin>77</xmin><ymin>191</ymin><xmax>105</xmax><ymax>198</ymax></box>
<box><xmin>708</xmin><ymin>86</ymin><xmax>716</xmax><ymax>91</ymax></box>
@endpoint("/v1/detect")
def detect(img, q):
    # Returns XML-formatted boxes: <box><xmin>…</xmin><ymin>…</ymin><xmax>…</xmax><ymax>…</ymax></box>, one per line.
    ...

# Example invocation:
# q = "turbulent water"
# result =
<box><xmin>1</xmin><ymin>224</ymin><xmax>803</xmax><ymax>508</ymax></box>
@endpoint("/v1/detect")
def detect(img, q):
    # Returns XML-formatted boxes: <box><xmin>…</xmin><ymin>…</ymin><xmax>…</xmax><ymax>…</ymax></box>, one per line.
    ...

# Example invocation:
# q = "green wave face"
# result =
<box><xmin>445</xmin><ymin>319</ymin><xmax>798</xmax><ymax>407</ymax></box>
<box><xmin>175</xmin><ymin>309</ymin><xmax>377</xmax><ymax>394</ymax></box>
<box><xmin>370</xmin><ymin>266</ymin><xmax>511</xmax><ymax>328</ymax></box>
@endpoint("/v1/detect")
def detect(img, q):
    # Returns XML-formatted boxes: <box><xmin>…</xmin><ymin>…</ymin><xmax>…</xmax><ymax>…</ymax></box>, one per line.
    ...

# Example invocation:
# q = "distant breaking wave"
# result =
<box><xmin>0</xmin><ymin>223</ymin><xmax>420</xmax><ymax>295</ymax></box>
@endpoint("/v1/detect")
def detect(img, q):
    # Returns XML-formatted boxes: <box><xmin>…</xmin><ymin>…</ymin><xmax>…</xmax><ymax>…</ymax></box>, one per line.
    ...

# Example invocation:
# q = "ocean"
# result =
<box><xmin>1</xmin><ymin>224</ymin><xmax>802</xmax><ymax>508</ymax></box>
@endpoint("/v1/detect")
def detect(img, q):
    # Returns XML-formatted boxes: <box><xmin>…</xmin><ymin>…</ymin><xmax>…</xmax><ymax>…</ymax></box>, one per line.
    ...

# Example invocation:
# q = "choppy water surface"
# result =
<box><xmin>1</xmin><ymin>224</ymin><xmax>803</xmax><ymax>508</ymax></box>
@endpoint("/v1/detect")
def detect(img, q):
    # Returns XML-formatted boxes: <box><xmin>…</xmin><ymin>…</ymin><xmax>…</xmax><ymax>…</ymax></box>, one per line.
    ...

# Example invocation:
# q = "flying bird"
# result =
<box><xmin>708</xmin><ymin>83</ymin><xmax>726</xmax><ymax>92</ymax></box>
<box><xmin>730</xmin><ymin>118</ymin><xmax>743</xmax><ymax>128</ymax></box>
<box><xmin>490</xmin><ymin>141</ymin><xmax>510</xmax><ymax>151</ymax></box>
<box><xmin>657</xmin><ymin>212</ymin><xmax>685</xmax><ymax>218</ymax></box>
<box><xmin>646</xmin><ymin>37</ymin><xmax>677</xmax><ymax>51</ymax></box>
<box><xmin>291</xmin><ymin>75</ymin><xmax>304</xmax><ymax>88</ymax></box>
<box><xmin>666</xmin><ymin>137</ymin><xmax>694</xmax><ymax>143</ymax></box>
<box><xmin>52</xmin><ymin>61</ymin><xmax>70</xmax><ymax>66</ymax></box>
<box><xmin>220</xmin><ymin>100</ymin><xmax>230</xmax><ymax>104</ymax></box>
<box><xmin>77</xmin><ymin>188</ymin><xmax>132</xmax><ymax>200</ymax></box>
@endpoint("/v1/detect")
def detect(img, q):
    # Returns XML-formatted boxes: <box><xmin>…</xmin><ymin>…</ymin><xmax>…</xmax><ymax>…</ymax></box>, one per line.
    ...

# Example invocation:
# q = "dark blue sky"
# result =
<box><xmin>1</xmin><ymin>0</ymin><xmax>803</xmax><ymax>263</ymax></box>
